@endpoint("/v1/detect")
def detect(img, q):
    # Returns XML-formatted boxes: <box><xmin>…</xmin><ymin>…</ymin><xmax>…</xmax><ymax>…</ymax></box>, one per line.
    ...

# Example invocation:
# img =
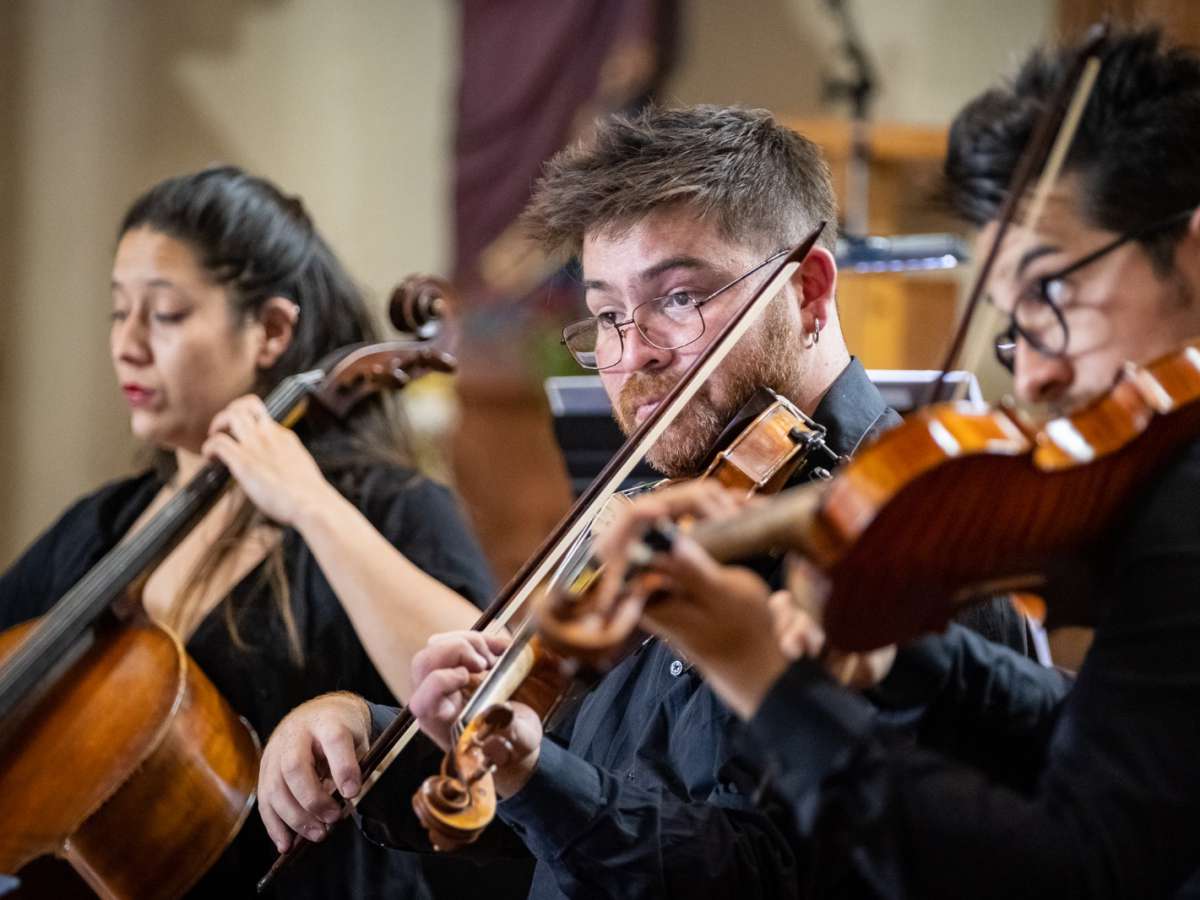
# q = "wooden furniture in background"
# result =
<box><xmin>784</xmin><ymin>118</ymin><xmax>962</xmax><ymax>371</ymax></box>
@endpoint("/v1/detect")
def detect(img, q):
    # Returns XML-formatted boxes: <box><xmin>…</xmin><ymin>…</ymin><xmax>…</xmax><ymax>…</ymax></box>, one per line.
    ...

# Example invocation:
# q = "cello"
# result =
<box><xmin>0</xmin><ymin>281</ymin><xmax>454</xmax><ymax>900</ymax></box>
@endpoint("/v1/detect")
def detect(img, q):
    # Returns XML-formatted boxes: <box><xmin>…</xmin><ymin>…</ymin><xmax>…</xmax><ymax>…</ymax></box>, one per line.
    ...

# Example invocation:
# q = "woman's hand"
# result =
<box><xmin>202</xmin><ymin>394</ymin><xmax>334</xmax><ymax>528</ymax></box>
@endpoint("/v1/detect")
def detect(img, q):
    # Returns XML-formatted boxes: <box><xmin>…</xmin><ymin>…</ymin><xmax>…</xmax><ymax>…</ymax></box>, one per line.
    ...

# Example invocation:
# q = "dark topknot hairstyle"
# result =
<box><xmin>521</xmin><ymin>104</ymin><xmax>838</xmax><ymax>258</ymax></box>
<box><xmin>119</xmin><ymin>166</ymin><xmax>408</xmax><ymax>661</ymax></box>
<box><xmin>944</xmin><ymin>26</ymin><xmax>1200</xmax><ymax>271</ymax></box>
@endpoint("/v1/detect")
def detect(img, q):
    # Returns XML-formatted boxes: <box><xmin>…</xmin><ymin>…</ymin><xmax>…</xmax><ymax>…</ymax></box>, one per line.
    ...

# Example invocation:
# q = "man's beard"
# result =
<box><xmin>612</xmin><ymin>298</ymin><xmax>806</xmax><ymax>478</ymax></box>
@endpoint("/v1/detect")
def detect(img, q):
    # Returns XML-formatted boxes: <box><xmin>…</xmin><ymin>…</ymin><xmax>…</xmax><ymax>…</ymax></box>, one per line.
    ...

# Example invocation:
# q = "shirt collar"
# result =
<box><xmin>809</xmin><ymin>357</ymin><xmax>898</xmax><ymax>459</ymax></box>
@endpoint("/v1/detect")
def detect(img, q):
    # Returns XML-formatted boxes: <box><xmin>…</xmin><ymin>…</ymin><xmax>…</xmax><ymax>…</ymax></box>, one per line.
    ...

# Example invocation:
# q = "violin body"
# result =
<box><xmin>0</xmin><ymin>614</ymin><xmax>259</xmax><ymax>899</ymax></box>
<box><xmin>650</xmin><ymin>339</ymin><xmax>1200</xmax><ymax>652</ymax></box>
<box><xmin>703</xmin><ymin>392</ymin><xmax>829</xmax><ymax>495</ymax></box>
<box><xmin>808</xmin><ymin>342</ymin><xmax>1200</xmax><ymax>649</ymax></box>
<box><xmin>537</xmin><ymin>391</ymin><xmax>828</xmax><ymax>671</ymax></box>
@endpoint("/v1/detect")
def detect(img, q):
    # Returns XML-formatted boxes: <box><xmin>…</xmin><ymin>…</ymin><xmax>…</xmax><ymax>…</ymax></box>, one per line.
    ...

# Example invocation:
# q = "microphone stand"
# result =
<box><xmin>822</xmin><ymin>0</ymin><xmax>877</xmax><ymax>238</ymax></box>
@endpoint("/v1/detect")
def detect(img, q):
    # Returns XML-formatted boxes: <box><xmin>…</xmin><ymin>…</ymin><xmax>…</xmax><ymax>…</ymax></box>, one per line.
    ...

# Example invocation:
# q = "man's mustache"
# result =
<box><xmin>617</xmin><ymin>372</ymin><xmax>680</xmax><ymax>413</ymax></box>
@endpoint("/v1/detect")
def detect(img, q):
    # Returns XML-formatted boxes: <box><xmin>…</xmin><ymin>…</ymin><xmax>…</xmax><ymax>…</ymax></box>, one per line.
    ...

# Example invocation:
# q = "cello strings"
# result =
<box><xmin>0</xmin><ymin>376</ymin><xmax>310</xmax><ymax>697</ymax></box>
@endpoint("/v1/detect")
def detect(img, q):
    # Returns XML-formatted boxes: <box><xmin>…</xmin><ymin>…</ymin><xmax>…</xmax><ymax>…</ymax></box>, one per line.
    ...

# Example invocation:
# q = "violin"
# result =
<box><xmin>0</xmin><ymin>282</ymin><xmax>454</xmax><ymax>900</ymax></box>
<box><xmin>411</xmin><ymin>387</ymin><xmax>834</xmax><ymax>850</ymax></box>
<box><xmin>401</xmin><ymin>226</ymin><xmax>833</xmax><ymax>852</ymax></box>
<box><xmin>535</xmin><ymin>338</ymin><xmax>1200</xmax><ymax>661</ymax></box>
<box><xmin>537</xmin><ymin>388</ymin><xmax>840</xmax><ymax>671</ymax></box>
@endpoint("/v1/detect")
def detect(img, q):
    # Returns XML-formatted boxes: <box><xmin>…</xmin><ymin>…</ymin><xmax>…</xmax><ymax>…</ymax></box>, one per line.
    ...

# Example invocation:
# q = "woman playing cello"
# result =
<box><xmin>0</xmin><ymin>166</ymin><xmax>491</xmax><ymax>897</ymax></box>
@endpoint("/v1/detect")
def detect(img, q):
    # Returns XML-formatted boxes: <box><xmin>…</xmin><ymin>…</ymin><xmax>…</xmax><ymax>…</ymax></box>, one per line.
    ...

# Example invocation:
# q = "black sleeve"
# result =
<box><xmin>950</xmin><ymin>592</ymin><xmax>1033</xmax><ymax>658</ymax></box>
<box><xmin>493</xmin><ymin>737</ymin><xmax>801</xmax><ymax>899</ymax></box>
<box><xmin>0</xmin><ymin>487</ymin><xmax>125</xmax><ymax>629</ymax></box>
<box><xmin>1</xmin><ymin>474</ymin><xmax>156</xmax><ymax>631</ymax></box>
<box><xmin>868</xmin><ymin>623</ymin><xmax>1070</xmax><ymax>789</ymax></box>
<box><xmin>359</xmin><ymin>469</ymin><xmax>495</xmax><ymax>610</ymax></box>
<box><xmin>0</xmin><ymin>519</ymin><xmax>61</xmax><ymax>629</ymax></box>
<box><xmin>746</xmin><ymin>447</ymin><xmax>1200</xmax><ymax>899</ymax></box>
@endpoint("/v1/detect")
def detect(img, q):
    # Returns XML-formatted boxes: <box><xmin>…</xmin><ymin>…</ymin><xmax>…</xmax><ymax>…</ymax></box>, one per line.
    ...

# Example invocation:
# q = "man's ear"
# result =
<box><xmin>791</xmin><ymin>246</ymin><xmax>838</xmax><ymax>334</ymax></box>
<box><xmin>255</xmin><ymin>296</ymin><xmax>300</xmax><ymax>369</ymax></box>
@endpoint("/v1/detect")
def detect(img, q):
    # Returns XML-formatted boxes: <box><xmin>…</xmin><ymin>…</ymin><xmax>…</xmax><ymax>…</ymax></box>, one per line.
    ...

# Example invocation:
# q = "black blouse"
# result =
<box><xmin>0</xmin><ymin>464</ymin><xmax>496</xmax><ymax>899</ymax></box>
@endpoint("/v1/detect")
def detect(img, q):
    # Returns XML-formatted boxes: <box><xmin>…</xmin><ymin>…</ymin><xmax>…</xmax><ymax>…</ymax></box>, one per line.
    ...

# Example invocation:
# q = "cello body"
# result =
<box><xmin>0</xmin><ymin>331</ymin><xmax>456</xmax><ymax>897</ymax></box>
<box><xmin>0</xmin><ymin>615</ymin><xmax>259</xmax><ymax>899</ymax></box>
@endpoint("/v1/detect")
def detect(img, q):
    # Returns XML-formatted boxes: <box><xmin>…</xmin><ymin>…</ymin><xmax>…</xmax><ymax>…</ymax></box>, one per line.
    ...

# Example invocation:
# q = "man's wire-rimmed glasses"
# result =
<box><xmin>562</xmin><ymin>248</ymin><xmax>790</xmax><ymax>370</ymax></box>
<box><xmin>993</xmin><ymin>207</ymin><xmax>1196</xmax><ymax>372</ymax></box>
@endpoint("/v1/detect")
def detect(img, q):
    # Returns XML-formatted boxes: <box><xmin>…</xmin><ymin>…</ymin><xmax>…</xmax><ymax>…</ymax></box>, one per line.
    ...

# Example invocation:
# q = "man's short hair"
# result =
<box><xmin>522</xmin><ymin>104</ymin><xmax>838</xmax><ymax>259</ymax></box>
<box><xmin>944</xmin><ymin>27</ymin><xmax>1200</xmax><ymax>271</ymax></box>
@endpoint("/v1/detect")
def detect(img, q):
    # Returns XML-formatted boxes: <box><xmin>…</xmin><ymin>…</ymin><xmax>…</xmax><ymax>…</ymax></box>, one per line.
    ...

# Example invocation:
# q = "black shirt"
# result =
<box><xmin>357</xmin><ymin>361</ymin><xmax>1033</xmax><ymax>898</ymax></box>
<box><xmin>0</xmin><ymin>465</ymin><xmax>495</xmax><ymax>899</ymax></box>
<box><xmin>747</xmin><ymin>435</ymin><xmax>1200</xmax><ymax>898</ymax></box>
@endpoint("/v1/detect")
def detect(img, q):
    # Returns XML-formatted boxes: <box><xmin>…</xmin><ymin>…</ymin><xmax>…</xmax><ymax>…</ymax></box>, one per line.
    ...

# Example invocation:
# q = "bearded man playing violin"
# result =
<box><xmin>255</xmin><ymin>105</ymin><xmax>1030</xmax><ymax>899</ymax></box>
<box><xmin>580</xmin><ymin>27</ymin><xmax>1200</xmax><ymax>900</ymax></box>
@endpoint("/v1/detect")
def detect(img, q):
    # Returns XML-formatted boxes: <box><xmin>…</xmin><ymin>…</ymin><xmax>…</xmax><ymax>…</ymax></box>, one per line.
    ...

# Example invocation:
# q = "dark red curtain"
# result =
<box><xmin>453</xmin><ymin>0</ymin><xmax>677</xmax><ymax>307</ymax></box>
<box><xmin>447</xmin><ymin>0</ymin><xmax>678</xmax><ymax>582</ymax></box>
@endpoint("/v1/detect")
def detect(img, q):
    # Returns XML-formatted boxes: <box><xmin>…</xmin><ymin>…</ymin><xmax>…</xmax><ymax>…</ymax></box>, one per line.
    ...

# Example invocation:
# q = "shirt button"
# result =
<box><xmin>669</xmin><ymin>659</ymin><xmax>684</xmax><ymax>677</ymax></box>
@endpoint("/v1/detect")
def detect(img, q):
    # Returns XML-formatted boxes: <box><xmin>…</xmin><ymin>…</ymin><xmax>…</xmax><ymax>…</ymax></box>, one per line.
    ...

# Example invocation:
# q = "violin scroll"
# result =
<box><xmin>308</xmin><ymin>275</ymin><xmax>459</xmax><ymax>419</ymax></box>
<box><xmin>412</xmin><ymin>704</ymin><xmax>520</xmax><ymax>851</ymax></box>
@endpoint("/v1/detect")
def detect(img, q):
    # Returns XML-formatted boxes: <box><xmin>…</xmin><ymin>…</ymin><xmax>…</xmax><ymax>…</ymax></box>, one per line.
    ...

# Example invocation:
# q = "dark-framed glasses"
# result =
<box><xmin>562</xmin><ymin>248</ymin><xmax>790</xmax><ymax>370</ymax></box>
<box><xmin>993</xmin><ymin>206</ymin><xmax>1196</xmax><ymax>373</ymax></box>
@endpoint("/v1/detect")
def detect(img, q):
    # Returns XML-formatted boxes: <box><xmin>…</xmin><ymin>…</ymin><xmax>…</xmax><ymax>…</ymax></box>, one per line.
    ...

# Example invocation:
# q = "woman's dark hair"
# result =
<box><xmin>944</xmin><ymin>27</ymin><xmax>1200</xmax><ymax>273</ymax></box>
<box><xmin>120</xmin><ymin>165</ymin><xmax>410</xmax><ymax>660</ymax></box>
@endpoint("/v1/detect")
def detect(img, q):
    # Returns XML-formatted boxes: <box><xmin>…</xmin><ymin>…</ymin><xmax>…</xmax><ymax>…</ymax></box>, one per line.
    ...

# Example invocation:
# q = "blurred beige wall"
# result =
<box><xmin>0</xmin><ymin>0</ymin><xmax>1052</xmax><ymax>568</ymax></box>
<box><xmin>0</xmin><ymin>0</ymin><xmax>455</xmax><ymax>566</ymax></box>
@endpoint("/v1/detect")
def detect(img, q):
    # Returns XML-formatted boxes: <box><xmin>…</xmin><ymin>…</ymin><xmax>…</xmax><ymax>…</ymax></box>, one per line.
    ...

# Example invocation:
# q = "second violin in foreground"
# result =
<box><xmin>537</xmin><ymin>338</ymin><xmax>1200</xmax><ymax>659</ymax></box>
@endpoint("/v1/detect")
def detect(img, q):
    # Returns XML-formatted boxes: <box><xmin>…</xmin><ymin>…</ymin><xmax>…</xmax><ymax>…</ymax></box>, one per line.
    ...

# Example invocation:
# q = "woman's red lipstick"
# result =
<box><xmin>122</xmin><ymin>384</ymin><xmax>156</xmax><ymax>407</ymax></box>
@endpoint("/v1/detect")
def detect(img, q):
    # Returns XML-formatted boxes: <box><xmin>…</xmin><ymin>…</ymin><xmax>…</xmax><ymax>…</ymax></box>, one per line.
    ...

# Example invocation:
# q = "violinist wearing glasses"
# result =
<box><xmin>256</xmin><ymin>105</ymin><xmax>1029</xmax><ymax>899</ymax></box>
<box><xmin>0</xmin><ymin>167</ymin><xmax>492</xmax><ymax>898</ymax></box>
<box><xmin>592</xmin><ymin>28</ymin><xmax>1200</xmax><ymax>900</ymax></box>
